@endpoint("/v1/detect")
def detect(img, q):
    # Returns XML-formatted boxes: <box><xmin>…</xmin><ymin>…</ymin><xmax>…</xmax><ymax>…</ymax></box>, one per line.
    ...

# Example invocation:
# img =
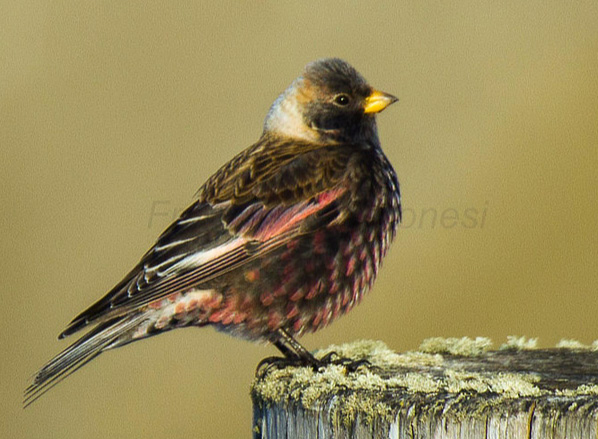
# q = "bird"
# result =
<box><xmin>24</xmin><ymin>58</ymin><xmax>401</xmax><ymax>406</ymax></box>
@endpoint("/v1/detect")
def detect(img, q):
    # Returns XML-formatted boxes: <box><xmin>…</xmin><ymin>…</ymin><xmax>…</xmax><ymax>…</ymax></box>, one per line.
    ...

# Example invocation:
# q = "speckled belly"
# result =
<box><xmin>139</xmin><ymin>183</ymin><xmax>400</xmax><ymax>343</ymax></box>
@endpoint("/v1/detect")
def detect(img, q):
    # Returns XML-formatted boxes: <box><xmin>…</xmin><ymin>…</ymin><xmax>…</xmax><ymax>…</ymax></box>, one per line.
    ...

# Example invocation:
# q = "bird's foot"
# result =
<box><xmin>255</xmin><ymin>355</ymin><xmax>311</xmax><ymax>378</ymax></box>
<box><xmin>316</xmin><ymin>351</ymin><xmax>372</xmax><ymax>373</ymax></box>
<box><xmin>255</xmin><ymin>351</ymin><xmax>371</xmax><ymax>378</ymax></box>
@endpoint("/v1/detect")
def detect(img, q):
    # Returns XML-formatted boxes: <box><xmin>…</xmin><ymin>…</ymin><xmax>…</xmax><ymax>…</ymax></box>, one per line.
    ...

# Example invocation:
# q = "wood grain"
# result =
<box><xmin>251</xmin><ymin>339</ymin><xmax>598</xmax><ymax>438</ymax></box>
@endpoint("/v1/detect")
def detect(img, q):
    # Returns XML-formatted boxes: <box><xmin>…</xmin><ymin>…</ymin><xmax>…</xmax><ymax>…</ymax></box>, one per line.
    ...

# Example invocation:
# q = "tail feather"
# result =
<box><xmin>24</xmin><ymin>314</ymin><xmax>145</xmax><ymax>407</ymax></box>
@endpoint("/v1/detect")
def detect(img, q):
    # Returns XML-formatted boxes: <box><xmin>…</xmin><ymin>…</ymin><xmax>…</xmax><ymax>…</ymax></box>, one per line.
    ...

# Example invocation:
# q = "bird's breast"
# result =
<box><xmin>203</xmin><ymin>156</ymin><xmax>401</xmax><ymax>340</ymax></box>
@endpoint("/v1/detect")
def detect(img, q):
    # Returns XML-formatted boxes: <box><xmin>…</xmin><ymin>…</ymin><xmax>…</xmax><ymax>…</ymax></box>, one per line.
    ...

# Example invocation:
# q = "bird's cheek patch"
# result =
<box><xmin>295</xmin><ymin>79</ymin><xmax>317</xmax><ymax>104</ymax></box>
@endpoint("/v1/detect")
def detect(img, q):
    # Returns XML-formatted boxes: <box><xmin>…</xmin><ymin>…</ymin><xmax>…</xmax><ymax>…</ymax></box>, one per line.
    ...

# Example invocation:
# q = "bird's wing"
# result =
<box><xmin>60</xmin><ymin>140</ymin><xmax>355</xmax><ymax>338</ymax></box>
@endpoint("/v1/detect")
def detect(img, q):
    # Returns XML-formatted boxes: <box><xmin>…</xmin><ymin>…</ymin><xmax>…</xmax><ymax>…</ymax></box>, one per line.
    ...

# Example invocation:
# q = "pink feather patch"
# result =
<box><xmin>253</xmin><ymin>187</ymin><xmax>346</xmax><ymax>241</ymax></box>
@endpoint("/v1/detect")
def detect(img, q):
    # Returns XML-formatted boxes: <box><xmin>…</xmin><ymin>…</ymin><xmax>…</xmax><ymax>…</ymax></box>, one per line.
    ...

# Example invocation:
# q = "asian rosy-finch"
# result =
<box><xmin>25</xmin><ymin>58</ymin><xmax>401</xmax><ymax>406</ymax></box>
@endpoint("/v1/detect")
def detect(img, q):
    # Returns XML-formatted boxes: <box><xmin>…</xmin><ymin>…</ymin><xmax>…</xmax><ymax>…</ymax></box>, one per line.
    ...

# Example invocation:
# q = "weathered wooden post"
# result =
<box><xmin>251</xmin><ymin>338</ymin><xmax>598</xmax><ymax>439</ymax></box>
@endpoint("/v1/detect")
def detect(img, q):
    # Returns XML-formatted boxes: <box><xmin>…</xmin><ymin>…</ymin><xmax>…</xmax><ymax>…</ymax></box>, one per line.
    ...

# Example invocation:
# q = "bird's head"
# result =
<box><xmin>263</xmin><ymin>58</ymin><xmax>397</xmax><ymax>144</ymax></box>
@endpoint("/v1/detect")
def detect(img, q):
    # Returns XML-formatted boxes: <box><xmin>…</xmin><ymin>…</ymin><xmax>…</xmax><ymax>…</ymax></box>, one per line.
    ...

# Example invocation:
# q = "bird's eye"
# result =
<box><xmin>333</xmin><ymin>94</ymin><xmax>351</xmax><ymax>106</ymax></box>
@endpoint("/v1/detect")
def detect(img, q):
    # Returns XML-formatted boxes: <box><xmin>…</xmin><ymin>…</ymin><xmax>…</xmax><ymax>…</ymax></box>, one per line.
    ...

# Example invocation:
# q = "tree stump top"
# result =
<box><xmin>251</xmin><ymin>338</ymin><xmax>598</xmax><ymax>438</ymax></box>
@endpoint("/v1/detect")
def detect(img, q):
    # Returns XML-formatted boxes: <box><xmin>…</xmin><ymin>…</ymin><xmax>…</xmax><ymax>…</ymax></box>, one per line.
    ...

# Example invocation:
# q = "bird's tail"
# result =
<box><xmin>24</xmin><ymin>314</ymin><xmax>146</xmax><ymax>408</ymax></box>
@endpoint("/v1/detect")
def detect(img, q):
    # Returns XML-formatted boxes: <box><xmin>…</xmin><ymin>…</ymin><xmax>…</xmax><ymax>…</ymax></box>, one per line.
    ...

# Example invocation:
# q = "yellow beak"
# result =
<box><xmin>364</xmin><ymin>89</ymin><xmax>398</xmax><ymax>114</ymax></box>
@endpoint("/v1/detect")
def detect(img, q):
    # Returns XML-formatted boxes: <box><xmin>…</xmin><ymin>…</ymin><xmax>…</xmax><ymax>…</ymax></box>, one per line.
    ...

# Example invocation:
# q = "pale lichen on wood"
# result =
<box><xmin>251</xmin><ymin>338</ymin><xmax>598</xmax><ymax>439</ymax></box>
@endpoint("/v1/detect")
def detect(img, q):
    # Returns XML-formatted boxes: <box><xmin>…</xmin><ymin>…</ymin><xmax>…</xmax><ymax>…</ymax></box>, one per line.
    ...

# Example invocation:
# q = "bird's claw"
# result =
<box><xmin>256</xmin><ymin>351</ymin><xmax>372</xmax><ymax>378</ymax></box>
<box><xmin>255</xmin><ymin>356</ymin><xmax>297</xmax><ymax>377</ymax></box>
<box><xmin>316</xmin><ymin>351</ymin><xmax>372</xmax><ymax>372</ymax></box>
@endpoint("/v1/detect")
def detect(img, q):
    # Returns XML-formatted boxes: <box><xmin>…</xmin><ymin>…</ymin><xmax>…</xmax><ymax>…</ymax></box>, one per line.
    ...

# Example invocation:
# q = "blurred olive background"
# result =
<box><xmin>2</xmin><ymin>1</ymin><xmax>597</xmax><ymax>437</ymax></box>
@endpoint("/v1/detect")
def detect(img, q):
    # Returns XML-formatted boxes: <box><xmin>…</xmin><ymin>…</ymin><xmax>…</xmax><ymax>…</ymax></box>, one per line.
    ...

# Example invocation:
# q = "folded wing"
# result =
<box><xmin>60</xmin><ymin>141</ymin><xmax>353</xmax><ymax>338</ymax></box>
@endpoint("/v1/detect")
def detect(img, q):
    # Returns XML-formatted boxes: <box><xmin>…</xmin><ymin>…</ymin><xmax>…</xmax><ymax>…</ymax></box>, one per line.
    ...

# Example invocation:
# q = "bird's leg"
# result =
<box><xmin>256</xmin><ymin>329</ymin><xmax>318</xmax><ymax>375</ymax></box>
<box><xmin>274</xmin><ymin>328</ymin><xmax>319</xmax><ymax>364</ymax></box>
<box><xmin>274</xmin><ymin>328</ymin><xmax>372</xmax><ymax>371</ymax></box>
<box><xmin>271</xmin><ymin>338</ymin><xmax>298</xmax><ymax>359</ymax></box>
<box><xmin>256</xmin><ymin>328</ymin><xmax>372</xmax><ymax>376</ymax></box>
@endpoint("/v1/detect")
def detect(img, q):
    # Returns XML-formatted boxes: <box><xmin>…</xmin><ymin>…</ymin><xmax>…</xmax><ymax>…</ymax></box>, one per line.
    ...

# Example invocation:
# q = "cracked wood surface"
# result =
<box><xmin>251</xmin><ymin>339</ymin><xmax>598</xmax><ymax>439</ymax></box>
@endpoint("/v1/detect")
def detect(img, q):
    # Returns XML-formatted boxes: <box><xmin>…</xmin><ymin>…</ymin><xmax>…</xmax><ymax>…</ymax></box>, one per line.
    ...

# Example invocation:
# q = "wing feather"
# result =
<box><xmin>61</xmin><ymin>138</ymin><xmax>354</xmax><ymax>338</ymax></box>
